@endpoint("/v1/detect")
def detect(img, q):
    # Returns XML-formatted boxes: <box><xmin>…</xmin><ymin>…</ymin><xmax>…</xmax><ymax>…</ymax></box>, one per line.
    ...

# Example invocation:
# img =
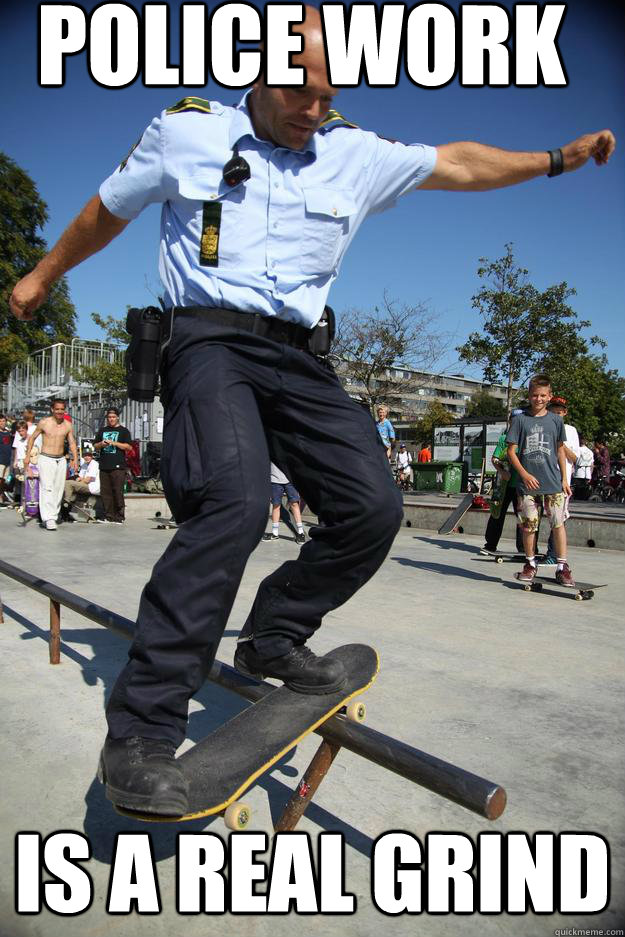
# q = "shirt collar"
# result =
<box><xmin>233</xmin><ymin>91</ymin><xmax>317</xmax><ymax>158</ymax></box>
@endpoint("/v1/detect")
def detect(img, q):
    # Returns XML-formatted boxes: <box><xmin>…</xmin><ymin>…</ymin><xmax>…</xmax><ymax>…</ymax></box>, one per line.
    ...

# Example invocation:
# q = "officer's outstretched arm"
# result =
<box><xmin>10</xmin><ymin>195</ymin><xmax>130</xmax><ymax>321</ymax></box>
<box><xmin>419</xmin><ymin>129</ymin><xmax>615</xmax><ymax>192</ymax></box>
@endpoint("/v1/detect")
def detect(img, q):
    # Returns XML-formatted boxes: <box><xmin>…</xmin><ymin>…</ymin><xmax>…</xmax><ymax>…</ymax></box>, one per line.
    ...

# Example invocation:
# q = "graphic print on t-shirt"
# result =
<box><xmin>523</xmin><ymin>424</ymin><xmax>552</xmax><ymax>464</ymax></box>
<box><xmin>102</xmin><ymin>430</ymin><xmax>120</xmax><ymax>452</ymax></box>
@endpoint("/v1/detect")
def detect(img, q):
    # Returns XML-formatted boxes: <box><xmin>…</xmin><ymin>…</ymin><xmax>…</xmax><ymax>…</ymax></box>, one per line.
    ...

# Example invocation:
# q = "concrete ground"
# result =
<box><xmin>0</xmin><ymin>507</ymin><xmax>623</xmax><ymax>937</ymax></box>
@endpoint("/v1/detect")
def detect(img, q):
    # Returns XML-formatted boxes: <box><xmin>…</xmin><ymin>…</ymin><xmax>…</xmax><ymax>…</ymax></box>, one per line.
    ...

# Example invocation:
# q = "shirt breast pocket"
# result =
<box><xmin>178</xmin><ymin>172</ymin><xmax>243</xmax><ymax>268</ymax></box>
<box><xmin>300</xmin><ymin>187</ymin><xmax>356</xmax><ymax>276</ymax></box>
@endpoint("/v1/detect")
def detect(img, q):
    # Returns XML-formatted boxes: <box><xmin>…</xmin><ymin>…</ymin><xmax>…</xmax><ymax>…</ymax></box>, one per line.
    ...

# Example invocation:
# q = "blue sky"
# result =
<box><xmin>2</xmin><ymin>0</ymin><xmax>624</xmax><ymax>379</ymax></box>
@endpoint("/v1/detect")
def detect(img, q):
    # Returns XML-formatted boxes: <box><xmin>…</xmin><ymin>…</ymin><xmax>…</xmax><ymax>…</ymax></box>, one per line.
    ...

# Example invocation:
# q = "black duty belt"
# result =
<box><xmin>173</xmin><ymin>305</ymin><xmax>312</xmax><ymax>350</ymax></box>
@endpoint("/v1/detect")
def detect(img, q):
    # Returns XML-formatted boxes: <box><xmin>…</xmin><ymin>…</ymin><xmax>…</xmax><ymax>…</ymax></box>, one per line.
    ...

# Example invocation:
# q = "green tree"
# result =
<box><xmin>463</xmin><ymin>389</ymin><xmax>507</xmax><ymax>421</ymax></box>
<box><xmin>0</xmin><ymin>151</ymin><xmax>76</xmax><ymax>380</ymax></box>
<box><xmin>457</xmin><ymin>244</ymin><xmax>589</xmax><ymax>414</ymax></box>
<box><xmin>411</xmin><ymin>401</ymin><xmax>455</xmax><ymax>446</ymax></box>
<box><xmin>538</xmin><ymin>345</ymin><xmax>625</xmax><ymax>445</ymax></box>
<box><xmin>72</xmin><ymin>313</ymin><xmax>128</xmax><ymax>399</ymax></box>
<box><xmin>333</xmin><ymin>292</ymin><xmax>448</xmax><ymax>415</ymax></box>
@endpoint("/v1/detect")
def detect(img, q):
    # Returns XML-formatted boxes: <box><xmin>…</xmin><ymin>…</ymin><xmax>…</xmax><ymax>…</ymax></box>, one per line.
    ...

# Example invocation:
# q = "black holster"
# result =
<box><xmin>125</xmin><ymin>306</ymin><xmax>164</xmax><ymax>402</ymax></box>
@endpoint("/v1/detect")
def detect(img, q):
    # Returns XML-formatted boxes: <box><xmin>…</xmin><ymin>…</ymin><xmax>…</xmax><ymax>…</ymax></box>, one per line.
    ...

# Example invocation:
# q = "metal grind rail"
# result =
<box><xmin>0</xmin><ymin>558</ymin><xmax>506</xmax><ymax>824</ymax></box>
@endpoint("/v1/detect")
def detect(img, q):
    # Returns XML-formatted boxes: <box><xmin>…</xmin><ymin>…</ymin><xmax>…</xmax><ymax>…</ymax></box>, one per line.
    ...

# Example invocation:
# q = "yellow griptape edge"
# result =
<box><xmin>120</xmin><ymin>648</ymin><xmax>380</xmax><ymax>824</ymax></box>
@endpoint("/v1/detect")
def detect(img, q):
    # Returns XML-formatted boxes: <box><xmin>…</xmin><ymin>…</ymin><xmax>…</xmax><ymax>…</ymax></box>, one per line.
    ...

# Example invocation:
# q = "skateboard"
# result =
<box><xmin>111</xmin><ymin>643</ymin><xmax>378</xmax><ymax>827</ymax></box>
<box><xmin>513</xmin><ymin>573</ymin><xmax>607</xmax><ymax>601</ymax></box>
<box><xmin>438</xmin><ymin>493</ymin><xmax>474</xmax><ymax>534</ymax></box>
<box><xmin>480</xmin><ymin>550</ymin><xmax>546</xmax><ymax>564</ymax></box>
<box><xmin>150</xmin><ymin>512</ymin><xmax>178</xmax><ymax>529</ymax></box>
<box><xmin>69</xmin><ymin>502</ymin><xmax>96</xmax><ymax>523</ymax></box>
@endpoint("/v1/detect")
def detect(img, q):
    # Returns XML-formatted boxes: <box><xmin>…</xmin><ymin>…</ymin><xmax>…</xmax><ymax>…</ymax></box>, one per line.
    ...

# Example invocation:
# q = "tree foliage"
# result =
<box><xmin>537</xmin><ymin>342</ymin><xmax>625</xmax><ymax>446</ymax></box>
<box><xmin>411</xmin><ymin>401</ymin><xmax>455</xmax><ymax>446</ymax></box>
<box><xmin>333</xmin><ymin>292</ymin><xmax>448</xmax><ymax>416</ymax></box>
<box><xmin>457</xmin><ymin>244</ymin><xmax>589</xmax><ymax>414</ymax></box>
<box><xmin>0</xmin><ymin>151</ymin><xmax>76</xmax><ymax>381</ymax></box>
<box><xmin>463</xmin><ymin>389</ymin><xmax>508</xmax><ymax>421</ymax></box>
<box><xmin>72</xmin><ymin>313</ymin><xmax>128</xmax><ymax>400</ymax></box>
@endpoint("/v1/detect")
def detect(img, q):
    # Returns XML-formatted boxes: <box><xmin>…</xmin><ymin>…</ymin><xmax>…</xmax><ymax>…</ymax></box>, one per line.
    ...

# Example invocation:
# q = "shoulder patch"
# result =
<box><xmin>166</xmin><ymin>97</ymin><xmax>212</xmax><ymax>115</ymax></box>
<box><xmin>319</xmin><ymin>109</ymin><xmax>359</xmax><ymax>132</ymax></box>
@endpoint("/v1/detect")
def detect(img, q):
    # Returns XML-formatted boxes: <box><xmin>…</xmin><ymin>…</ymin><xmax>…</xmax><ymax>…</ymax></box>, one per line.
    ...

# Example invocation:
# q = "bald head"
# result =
<box><xmin>250</xmin><ymin>5</ymin><xmax>336</xmax><ymax>151</ymax></box>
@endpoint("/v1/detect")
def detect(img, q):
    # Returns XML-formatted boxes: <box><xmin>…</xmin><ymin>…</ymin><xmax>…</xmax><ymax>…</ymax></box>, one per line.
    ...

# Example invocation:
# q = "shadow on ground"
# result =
<box><xmin>3</xmin><ymin>603</ymin><xmax>375</xmax><ymax>863</ymax></box>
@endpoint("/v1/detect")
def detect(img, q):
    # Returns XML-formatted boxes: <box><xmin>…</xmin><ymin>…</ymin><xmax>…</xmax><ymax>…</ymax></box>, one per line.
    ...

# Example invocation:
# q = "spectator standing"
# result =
<box><xmin>24</xmin><ymin>399</ymin><xmax>78</xmax><ymax>531</ymax></box>
<box><xmin>418</xmin><ymin>444</ymin><xmax>432</xmax><ymax>463</ymax></box>
<box><xmin>0</xmin><ymin>415</ymin><xmax>13</xmax><ymax>507</ymax></box>
<box><xmin>396</xmin><ymin>443</ymin><xmax>413</xmax><ymax>487</ymax></box>
<box><xmin>264</xmin><ymin>463</ymin><xmax>306</xmax><ymax>543</ymax></box>
<box><xmin>573</xmin><ymin>438</ymin><xmax>594</xmax><ymax>499</ymax></box>
<box><xmin>507</xmin><ymin>374</ymin><xmax>574</xmax><ymax>586</ymax></box>
<box><xmin>543</xmin><ymin>397</ymin><xmax>580</xmax><ymax>564</ymax></box>
<box><xmin>375</xmin><ymin>405</ymin><xmax>395</xmax><ymax>460</ymax></box>
<box><xmin>93</xmin><ymin>409</ymin><xmax>132</xmax><ymax>524</ymax></box>
<box><xmin>12</xmin><ymin>408</ymin><xmax>35</xmax><ymax>444</ymax></box>
<box><xmin>593</xmin><ymin>441</ymin><xmax>611</xmax><ymax>481</ymax></box>
<box><xmin>482</xmin><ymin>409</ymin><xmax>525</xmax><ymax>554</ymax></box>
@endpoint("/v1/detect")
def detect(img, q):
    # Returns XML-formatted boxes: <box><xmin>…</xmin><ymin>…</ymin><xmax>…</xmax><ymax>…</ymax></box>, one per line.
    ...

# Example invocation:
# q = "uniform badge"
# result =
<box><xmin>200</xmin><ymin>202</ymin><xmax>222</xmax><ymax>267</ymax></box>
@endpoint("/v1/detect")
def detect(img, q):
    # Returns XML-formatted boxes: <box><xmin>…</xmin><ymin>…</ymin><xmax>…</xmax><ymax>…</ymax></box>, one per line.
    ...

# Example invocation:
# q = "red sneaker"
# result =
<box><xmin>517</xmin><ymin>562</ymin><xmax>537</xmax><ymax>582</ymax></box>
<box><xmin>555</xmin><ymin>563</ymin><xmax>576</xmax><ymax>587</ymax></box>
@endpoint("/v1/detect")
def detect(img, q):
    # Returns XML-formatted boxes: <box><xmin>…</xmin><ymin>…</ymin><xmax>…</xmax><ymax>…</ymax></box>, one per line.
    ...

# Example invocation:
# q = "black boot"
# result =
<box><xmin>234</xmin><ymin>642</ymin><xmax>346</xmax><ymax>694</ymax></box>
<box><xmin>98</xmin><ymin>736</ymin><xmax>188</xmax><ymax>816</ymax></box>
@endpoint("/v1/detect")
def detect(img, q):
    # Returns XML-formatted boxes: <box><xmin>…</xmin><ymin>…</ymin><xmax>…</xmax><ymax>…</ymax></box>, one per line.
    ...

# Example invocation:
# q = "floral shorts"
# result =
<box><xmin>517</xmin><ymin>492</ymin><xmax>567</xmax><ymax>531</ymax></box>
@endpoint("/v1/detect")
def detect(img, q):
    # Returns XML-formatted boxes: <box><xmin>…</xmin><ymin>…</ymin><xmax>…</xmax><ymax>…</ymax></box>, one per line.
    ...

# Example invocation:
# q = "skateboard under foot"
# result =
<box><xmin>107</xmin><ymin>643</ymin><xmax>378</xmax><ymax>828</ymax></box>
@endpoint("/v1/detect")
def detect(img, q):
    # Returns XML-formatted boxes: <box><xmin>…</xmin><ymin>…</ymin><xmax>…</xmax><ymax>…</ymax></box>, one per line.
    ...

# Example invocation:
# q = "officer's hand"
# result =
<box><xmin>562</xmin><ymin>130</ymin><xmax>616</xmax><ymax>172</ymax></box>
<box><xmin>9</xmin><ymin>272</ymin><xmax>51</xmax><ymax>321</ymax></box>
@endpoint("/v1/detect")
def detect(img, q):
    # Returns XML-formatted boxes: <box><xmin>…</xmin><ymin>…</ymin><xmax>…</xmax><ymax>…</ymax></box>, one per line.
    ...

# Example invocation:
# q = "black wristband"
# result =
<box><xmin>547</xmin><ymin>148</ymin><xmax>564</xmax><ymax>177</ymax></box>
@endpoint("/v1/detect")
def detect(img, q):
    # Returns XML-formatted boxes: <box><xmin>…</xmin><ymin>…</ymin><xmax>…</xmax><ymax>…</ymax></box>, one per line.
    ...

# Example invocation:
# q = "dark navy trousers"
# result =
<box><xmin>106</xmin><ymin>315</ymin><xmax>403</xmax><ymax>746</ymax></box>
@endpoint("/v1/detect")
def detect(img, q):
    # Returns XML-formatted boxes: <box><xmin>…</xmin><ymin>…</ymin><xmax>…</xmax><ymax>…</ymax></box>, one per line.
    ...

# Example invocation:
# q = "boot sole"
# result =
<box><xmin>234</xmin><ymin>655</ymin><xmax>347</xmax><ymax>696</ymax></box>
<box><xmin>97</xmin><ymin>753</ymin><xmax>188</xmax><ymax>817</ymax></box>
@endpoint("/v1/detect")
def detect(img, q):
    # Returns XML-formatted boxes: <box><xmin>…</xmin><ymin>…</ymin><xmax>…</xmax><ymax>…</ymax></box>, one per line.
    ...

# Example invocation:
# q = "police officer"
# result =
<box><xmin>10</xmin><ymin>7</ymin><xmax>615</xmax><ymax>816</ymax></box>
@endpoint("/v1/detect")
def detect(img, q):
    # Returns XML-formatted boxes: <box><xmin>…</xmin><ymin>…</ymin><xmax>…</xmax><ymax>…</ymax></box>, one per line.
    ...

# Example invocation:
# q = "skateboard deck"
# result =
<box><xmin>438</xmin><ymin>493</ymin><xmax>474</xmax><ymax>534</ymax></box>
<box><xmin>113</xmin><ymin>643</ymin><xmax>378</xmax><ymax>824</ymax></box>
<box><xmin>150</xmin><ymin>513</ymin><xmax>178</xmax><ymax>529</ymax></box>
<box><xmin>480</xmin><ymin>550</ymin><xmax>546</xmax><ymax>564</ymax></box>
<box><xmin>513</xmin><ymin>573</ymin><xmax>607</xmax><ymax>601</ymax></box>
<box><xmin>70</xmin><ymin>502</ymin><xmax>96</xmax><ymax>522</ymax></box>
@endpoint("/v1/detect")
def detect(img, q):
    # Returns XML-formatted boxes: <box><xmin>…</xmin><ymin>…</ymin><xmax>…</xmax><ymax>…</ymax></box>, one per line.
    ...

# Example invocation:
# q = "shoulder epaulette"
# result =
<box><xmin>166</xmin><ymin>97</ymin><xmax>212</xmax><ymax>115</ymax></box>
<box><xmin>319</xmin><ymin>109</ymin><xmax>359</xmax><ymax>131</ymax></box>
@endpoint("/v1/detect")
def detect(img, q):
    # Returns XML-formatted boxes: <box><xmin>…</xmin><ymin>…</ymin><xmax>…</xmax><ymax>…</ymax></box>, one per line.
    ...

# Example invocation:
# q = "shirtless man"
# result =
<box><xmin>24</xmin><ymin>399</ymin><xmax>78</xmax><ymax>531</ymax></box>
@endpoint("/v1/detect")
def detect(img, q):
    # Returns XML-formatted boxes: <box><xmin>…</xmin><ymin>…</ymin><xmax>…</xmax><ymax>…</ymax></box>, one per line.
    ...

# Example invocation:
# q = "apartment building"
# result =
<box><xmin>337</xmin><ymin>362</ymin><xmax>510</xmax><ymax>421</ymax></box>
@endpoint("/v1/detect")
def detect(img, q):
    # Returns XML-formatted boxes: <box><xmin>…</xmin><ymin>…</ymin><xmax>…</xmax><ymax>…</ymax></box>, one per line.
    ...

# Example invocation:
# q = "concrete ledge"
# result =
<box><xmin>124</xmin><ymin>493</ymin><xmax>169</xmax><ymax>518</ymax></box>
<box><xmin>399</xmin><ymin>499</ymin><xmax>625</xmax><ymax>551</ymax></box>
<box><xmin>126</xmin><ymin>493</ymin><xmax>625</xmax><ymax>550</ymax></box>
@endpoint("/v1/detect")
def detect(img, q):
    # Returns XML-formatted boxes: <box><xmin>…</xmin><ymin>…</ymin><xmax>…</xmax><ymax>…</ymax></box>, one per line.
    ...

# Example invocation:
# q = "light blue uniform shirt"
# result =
<box><xmin>100</xmin><ymin>93</ymin><xmax>437</xmax><ymax>328</ymax></box>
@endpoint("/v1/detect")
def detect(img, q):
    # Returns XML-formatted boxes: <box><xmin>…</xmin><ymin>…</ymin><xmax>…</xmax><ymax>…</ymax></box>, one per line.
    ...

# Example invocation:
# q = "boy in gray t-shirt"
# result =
<box><xmin>507</xmin><ymin>374</ymin><xmax>574</xmax><ymax>586</ymax></box>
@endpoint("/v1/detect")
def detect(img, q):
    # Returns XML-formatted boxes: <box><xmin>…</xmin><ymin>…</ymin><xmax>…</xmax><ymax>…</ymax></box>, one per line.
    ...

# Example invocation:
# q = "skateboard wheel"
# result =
<box><xmin>575</xmin><ymin>593</ymin><xmax>583</xmax><ymax>601</ymax></box>
<box><xmin>496</xmin><ymin>557</ymin><xmax>503</xmax><ymax>564</ymax></box>
<box><xmin>345</xmin><ymin>699</ymin><xmax>366</xmax><ymax>723</ymax></box>
<box><xmin>224</xmin><ymin>802</ymin><xmax>252</xmax><ymax>831</ymax></box>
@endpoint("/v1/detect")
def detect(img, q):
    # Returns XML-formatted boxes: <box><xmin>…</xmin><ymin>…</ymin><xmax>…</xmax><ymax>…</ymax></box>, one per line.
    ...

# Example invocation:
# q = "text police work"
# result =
<box><xmin>39</xmin><ymin>2</ymin><xmax>567</xmax><ymax>89</ymax></box>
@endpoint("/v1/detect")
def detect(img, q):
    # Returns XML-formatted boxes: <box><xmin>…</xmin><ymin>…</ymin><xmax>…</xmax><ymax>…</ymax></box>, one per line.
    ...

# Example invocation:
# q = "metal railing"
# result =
<box><xmin>0</xmin><ymin>558</ymin><xmax>507</xmax><ymax>822</ymax></box>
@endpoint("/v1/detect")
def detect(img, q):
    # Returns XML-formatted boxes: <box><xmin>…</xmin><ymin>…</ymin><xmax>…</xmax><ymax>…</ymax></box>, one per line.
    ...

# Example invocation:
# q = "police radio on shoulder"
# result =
<box><xmin>222</xmin><ymin>144</ymin><xmax>251</xmax><ymax>188</ymax></box>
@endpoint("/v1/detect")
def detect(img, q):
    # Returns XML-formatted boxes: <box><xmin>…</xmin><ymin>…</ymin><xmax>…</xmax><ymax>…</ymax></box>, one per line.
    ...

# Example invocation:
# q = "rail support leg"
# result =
<box><xmin>49</xmin><ymin>599</ymin><xmax>61</xmax><ymax>665</ymax></box>
<box><xmin>0</xmin><ymin>592</ymin><xmax>4</xmax><ymax>624</ymax></box>
<box><xmin>274</xmin><ymin>739</ymin><xmax>341</xmax><ymax>832</ymax></box>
